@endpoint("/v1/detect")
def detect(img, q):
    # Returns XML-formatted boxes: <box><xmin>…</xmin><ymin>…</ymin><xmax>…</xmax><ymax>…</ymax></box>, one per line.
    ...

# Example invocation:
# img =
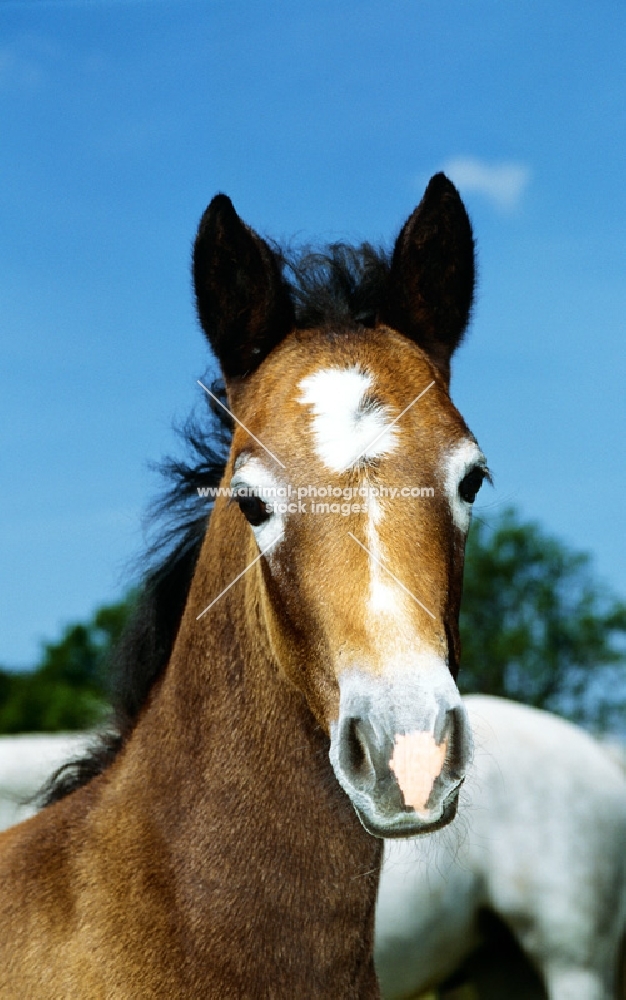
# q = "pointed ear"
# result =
<box><xmin>193</xmin><ymin>195</ymin><xmax>295</xmax><ymax>381</ymax></box>
<box><xmin>379</xmin><ymin>173</ymin><xmax>475</xmax><ymax>384</ymax></box>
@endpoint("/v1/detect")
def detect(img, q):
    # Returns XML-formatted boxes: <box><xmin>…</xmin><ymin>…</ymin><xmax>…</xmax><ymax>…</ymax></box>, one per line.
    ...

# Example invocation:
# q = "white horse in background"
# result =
<box><xmin>375</xmin><ymin>695</ymin><xmax>626</xmax><ymax>1000</ymax></box>
<box><xmin>0</xmin><ymin>733</ymin><xmax>91</xmax><ymax>831</ymax></box>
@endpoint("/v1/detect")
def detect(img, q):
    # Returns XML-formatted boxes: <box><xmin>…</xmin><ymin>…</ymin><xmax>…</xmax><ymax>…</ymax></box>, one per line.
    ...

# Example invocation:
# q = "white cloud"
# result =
<box><xmin>442</xmin><ymin>156</ymin><xmax>532</xmax><ymax>212</ymax></box>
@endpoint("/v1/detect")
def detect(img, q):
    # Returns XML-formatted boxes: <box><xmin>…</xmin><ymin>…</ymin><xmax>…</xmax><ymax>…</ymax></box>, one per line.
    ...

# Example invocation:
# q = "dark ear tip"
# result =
<box><xmin>197</xmin><ymin>194</ymin><xmax>239</xmax><ymax>238</ymax></box>
<box><xmin>425</xmin><ymin>172</ymin><xmax>463</xmax><ymax>202</ymax></box>
<box><xmin>428</xmin><ymin>171</ymin><xmax>451</xmax><ymax>187</ymax></box>
<box><xmin>207</xmin><ymin>192</ymin><xmax>236</xmax><ymax>216</ymax></box>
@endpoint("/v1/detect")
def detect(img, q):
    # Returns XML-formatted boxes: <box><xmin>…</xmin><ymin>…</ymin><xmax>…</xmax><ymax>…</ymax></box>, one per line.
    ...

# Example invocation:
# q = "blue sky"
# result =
<box><xmin>1</xmin><ymin>0</ymin><xmax>625</xmax><ymax>668</ymax></box>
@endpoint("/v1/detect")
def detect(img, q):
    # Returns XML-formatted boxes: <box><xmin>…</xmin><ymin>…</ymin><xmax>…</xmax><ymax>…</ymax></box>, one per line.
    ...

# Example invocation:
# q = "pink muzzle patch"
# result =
<box><xmin>389</xmin><ymin>731</ymin><xmax>448</xmax><ymax>812</ymax></box>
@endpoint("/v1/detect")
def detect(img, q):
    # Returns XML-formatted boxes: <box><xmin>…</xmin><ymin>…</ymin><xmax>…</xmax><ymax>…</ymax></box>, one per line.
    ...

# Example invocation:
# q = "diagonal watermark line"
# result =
<box><xmin>352</xmin><ymin>380</ymin><xmax>436</xmax><ymax>466</ymax></box>
<box><xmin>196</xmin><ymin>535</ymin><xmax>281</xmax><ymax>620</ymax></box>
<box><xmin>347</xmin><ymin>531</ymin><xmax>436</xmax><ymax>620</ymax></box>
<box><xmin>197</xmin><ymin>380</ymin><xmax>286</xmax><ymax>469</ymax></box>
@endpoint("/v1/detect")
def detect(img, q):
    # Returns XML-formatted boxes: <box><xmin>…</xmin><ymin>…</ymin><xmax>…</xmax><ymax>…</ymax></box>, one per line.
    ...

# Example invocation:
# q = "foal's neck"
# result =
<box><xmin>125</xmin><ymin>501</ymin><xmax>382</xmax><ymax>996</ymax></box>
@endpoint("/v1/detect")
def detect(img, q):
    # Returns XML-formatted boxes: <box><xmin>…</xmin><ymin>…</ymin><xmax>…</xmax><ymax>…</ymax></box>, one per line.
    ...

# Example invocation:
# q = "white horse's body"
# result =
<box><xmin>375</xmin><ymin>695</ymin><xmax>626</xmax><ymax>1000</ymax></box>
<box><xmin>0</xmin><ymin>733</ymin><xmax>90</xmax><ymax>831</ymax></box>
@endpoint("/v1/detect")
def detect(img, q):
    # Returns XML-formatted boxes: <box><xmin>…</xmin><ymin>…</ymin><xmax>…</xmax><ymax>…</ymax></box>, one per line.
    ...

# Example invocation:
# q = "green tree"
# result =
<box><xmin>0</xmin><ymin>596</ymin><xmax>134</xmax><ymax>734</ymax></box>
<box><xmin>37</xmin><ymin>598</ymin><xmax>131</xmax><ymax>694</ymax></box>
<box><xmin>459</xmin><ymin>508</ymin><xmax>626</xmax><ymax>727</ymax></box>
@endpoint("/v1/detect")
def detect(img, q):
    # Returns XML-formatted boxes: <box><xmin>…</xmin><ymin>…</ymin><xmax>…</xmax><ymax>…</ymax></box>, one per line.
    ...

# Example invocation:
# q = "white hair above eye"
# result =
<box><xmin>442</xmin><ymin>439</ymin><xmax>489</xmax><ymax>533</ymax></box>
<box><xmin>230</xmin><ymin>457</ymin><xmax>285</xmax><ymax>552</ymax></box>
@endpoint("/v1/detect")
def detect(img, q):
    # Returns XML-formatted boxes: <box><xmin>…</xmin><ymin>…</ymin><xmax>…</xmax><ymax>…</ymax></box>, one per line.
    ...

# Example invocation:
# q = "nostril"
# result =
<box><xmin>442</xmin><ymin>706</ymin><xmax>467</xmax><ymax>778</ymax></box>
<box><xmin>347</xmin><ymin>718</ymin><xmax>367</xmax><ymax>775</ymax></box>
<box><xmin>339</xmin><ymin>717</ymin><xmax>375</xmax><ymax>790</ymax></box>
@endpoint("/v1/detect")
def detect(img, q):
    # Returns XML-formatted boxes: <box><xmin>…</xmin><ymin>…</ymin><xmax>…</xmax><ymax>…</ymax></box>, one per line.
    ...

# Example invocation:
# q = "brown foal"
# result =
<box><xmin>0</xmin><ymin>173</ymin><xmax>487</xmax><ymax>998</ymax></box>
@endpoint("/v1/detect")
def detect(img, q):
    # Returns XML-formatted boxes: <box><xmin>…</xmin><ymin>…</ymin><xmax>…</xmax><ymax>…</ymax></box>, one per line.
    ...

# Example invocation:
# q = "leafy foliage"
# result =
<box><xmin>459</xmin><ymin>509</ymin><xmax>626</xmax><ymax>727</ymax></box>
<box><xmin>0</xmin><ymin>598</ymin><xmax>133</xmax><ymax>734</ymax></box>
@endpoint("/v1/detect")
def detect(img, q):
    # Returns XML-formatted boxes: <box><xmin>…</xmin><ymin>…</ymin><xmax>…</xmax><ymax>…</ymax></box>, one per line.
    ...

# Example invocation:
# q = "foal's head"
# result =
<box><xmin>193</xmin><ymin>174</ymin><xmax>487</xmax><ymax>837</ymax></box>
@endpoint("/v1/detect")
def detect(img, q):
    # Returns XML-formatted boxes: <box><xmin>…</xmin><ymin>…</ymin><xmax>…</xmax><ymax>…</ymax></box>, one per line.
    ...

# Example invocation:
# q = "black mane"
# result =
<box><xmin>283</xmin><ymin>242</ymin><xmax>391</xmax><ymax>330</ymax></box>
<box><xmin>41</xmin><ymin>241</ymin><xmax>391</xmax><ymax>805</ymax></box>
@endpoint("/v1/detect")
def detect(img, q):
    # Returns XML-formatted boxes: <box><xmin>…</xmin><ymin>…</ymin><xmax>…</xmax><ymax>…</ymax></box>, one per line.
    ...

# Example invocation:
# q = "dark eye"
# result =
<box><xmin>236</xmin><ymin>494</ymin><xmax>272</xmax><ymax>526</ymax></box>
<box><xmin>459</xmin><ymin>466</ymin><xmax>486</xmax><ymax>504</ymax></box>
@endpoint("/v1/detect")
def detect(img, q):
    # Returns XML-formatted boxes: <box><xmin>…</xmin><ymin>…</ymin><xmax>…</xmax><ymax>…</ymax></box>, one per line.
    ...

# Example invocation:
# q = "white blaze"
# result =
<box><xmin>298</xmin><ymin>367</ymin><xmax>398</xmax><ymax>473</ymax></box>
<box><xmin>366</xmin><ymin>491</ymin><xmax>399</xmax><ymax>616</ymax></box>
